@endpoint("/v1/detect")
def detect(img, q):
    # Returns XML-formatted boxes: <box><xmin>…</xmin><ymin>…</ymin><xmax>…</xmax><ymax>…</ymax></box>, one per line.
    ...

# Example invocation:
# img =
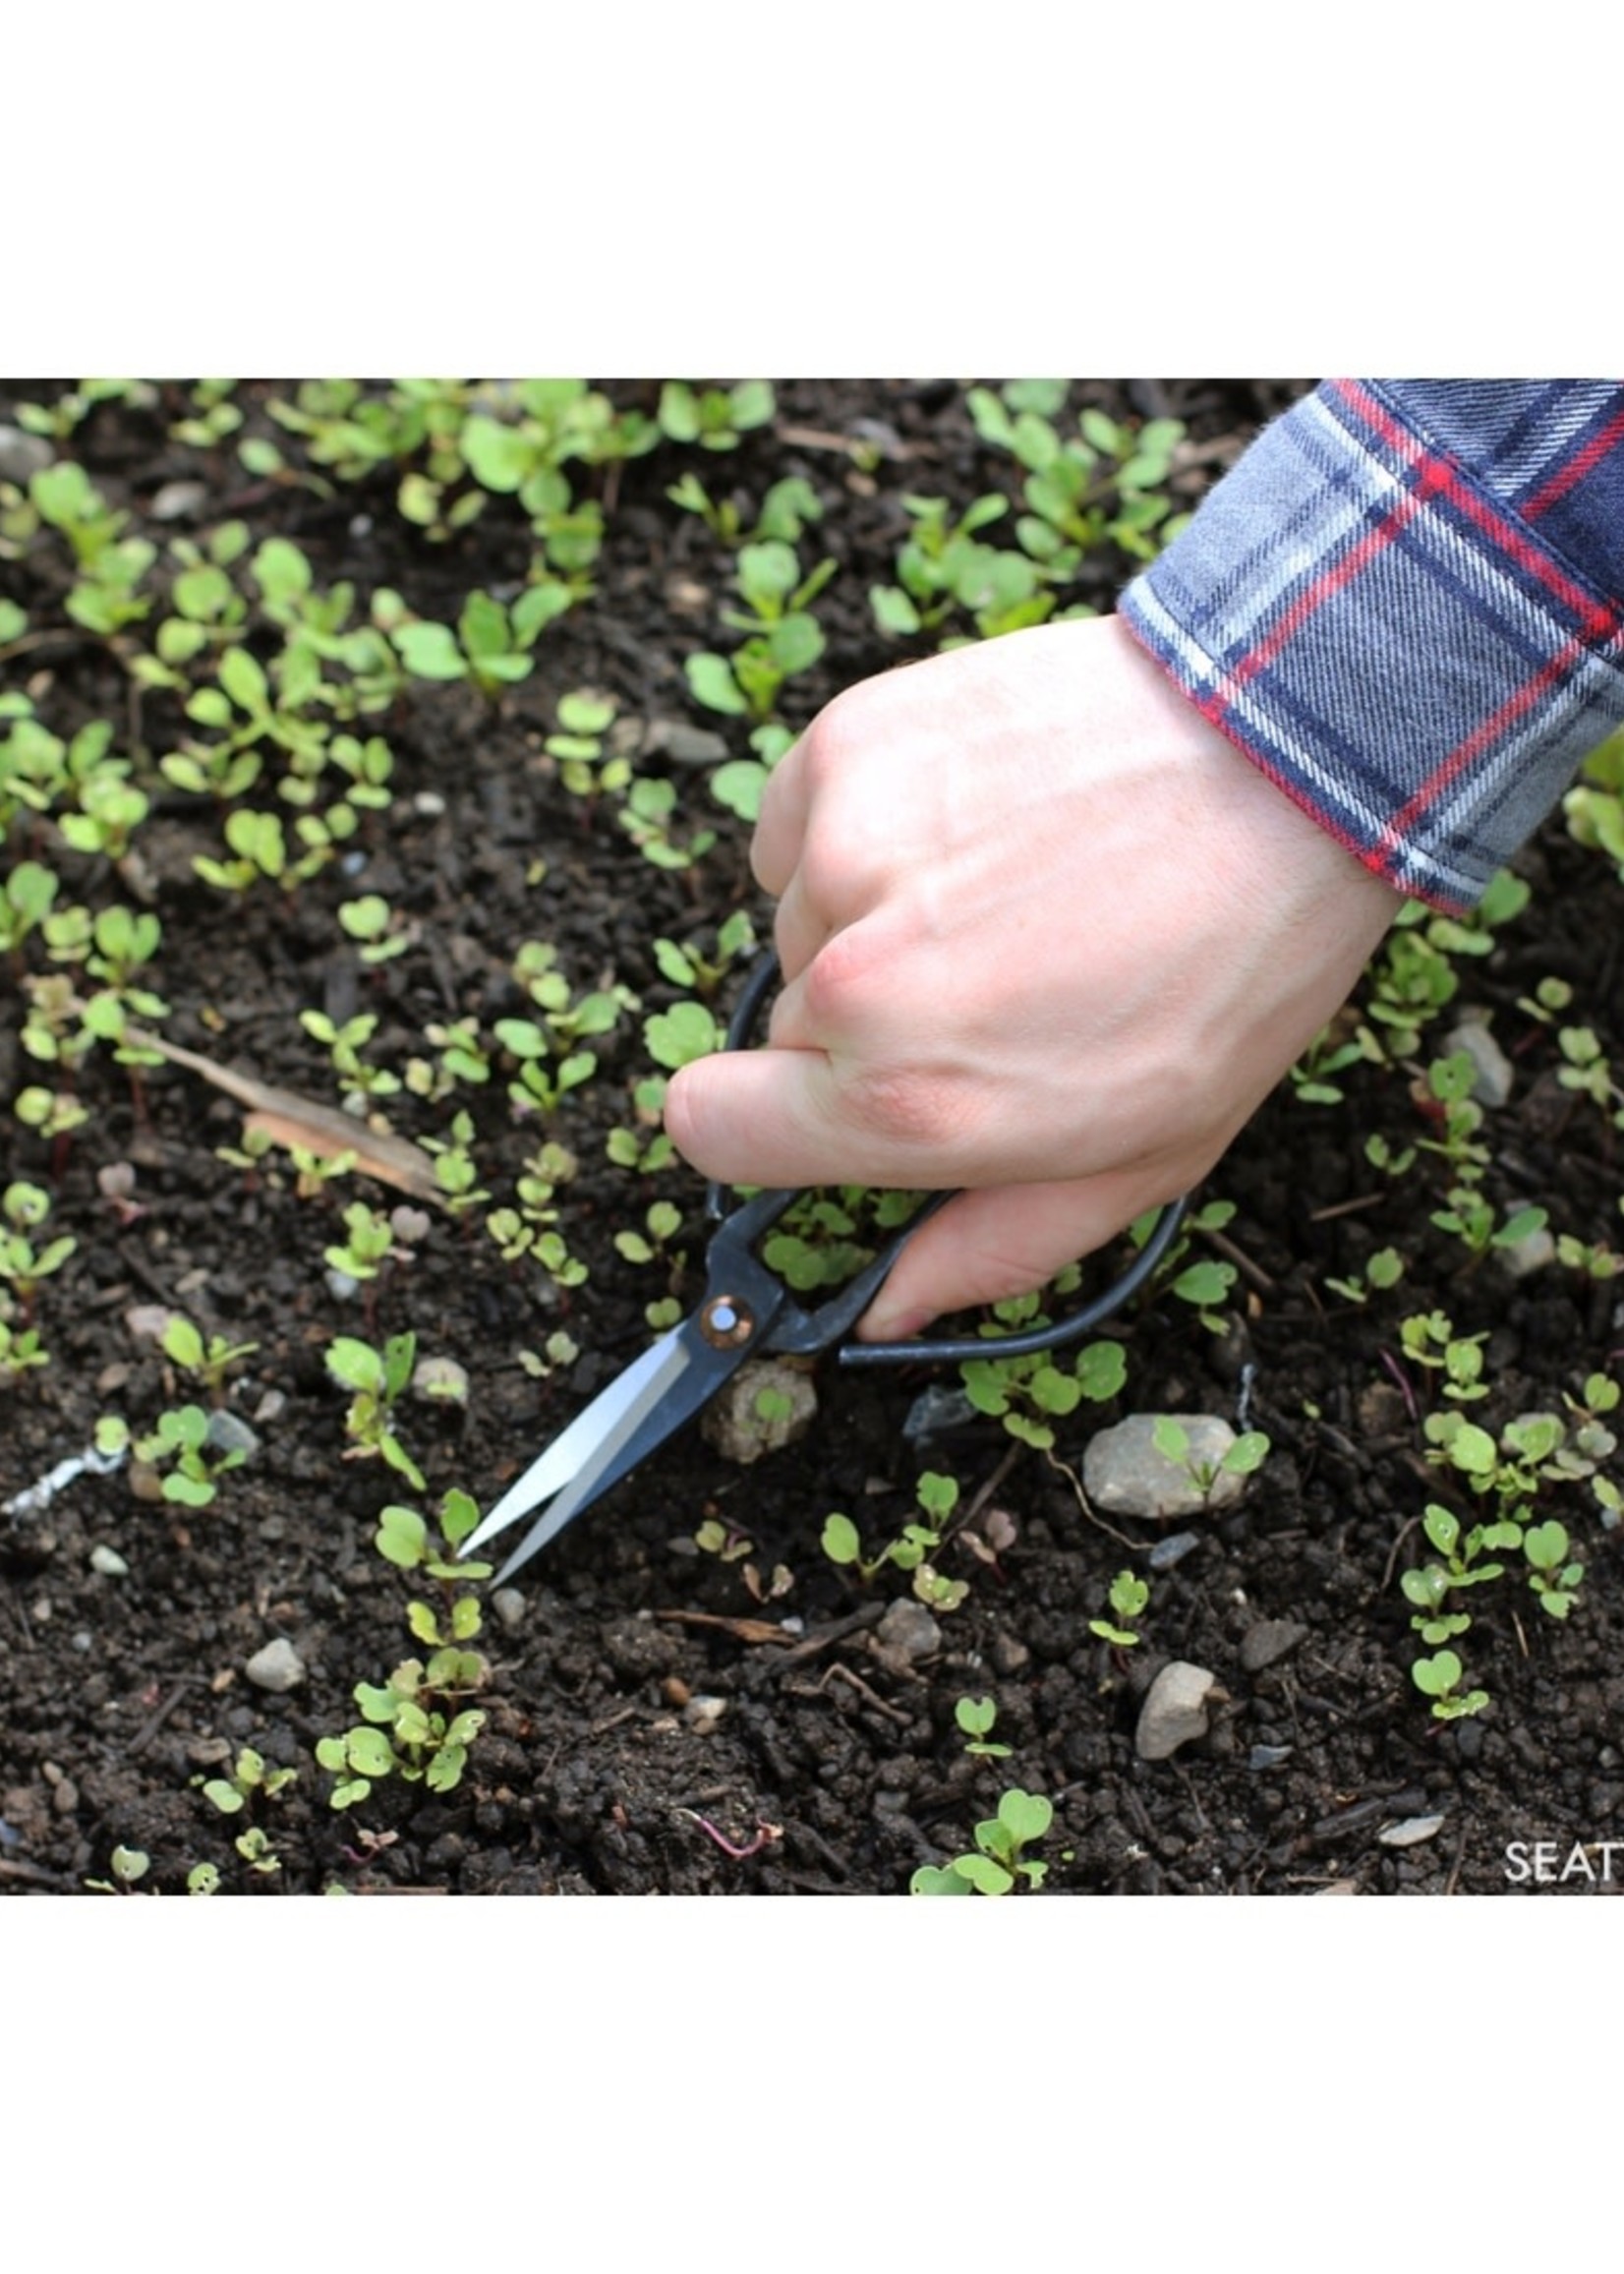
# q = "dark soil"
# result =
<box><xmin>4</xmin><ymin>378</ymin><xmax>1622</xmax><ymax>1897</ymax></box>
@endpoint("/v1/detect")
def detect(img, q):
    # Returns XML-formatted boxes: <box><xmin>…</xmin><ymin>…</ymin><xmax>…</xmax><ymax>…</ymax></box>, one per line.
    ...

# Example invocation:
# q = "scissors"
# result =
<box><xmin>461</xmin><ymin>954</ymin><xmax>1188</xmax><ymax>1585</ymax></box>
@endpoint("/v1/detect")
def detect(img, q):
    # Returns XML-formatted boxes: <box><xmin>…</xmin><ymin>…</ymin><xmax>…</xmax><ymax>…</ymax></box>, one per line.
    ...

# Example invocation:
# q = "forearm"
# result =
<box><xmin>1119</xmin><ymin>379</ymin><xmax>1624</xmax><ymax>909</ymax></box>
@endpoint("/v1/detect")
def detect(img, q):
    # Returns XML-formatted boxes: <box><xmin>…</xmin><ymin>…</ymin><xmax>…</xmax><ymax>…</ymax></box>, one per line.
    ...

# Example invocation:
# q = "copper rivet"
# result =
<box><xmin>701</xmin><ymin>1296</ymin><xmax>754</xmax><ymax>1349</ymax></box>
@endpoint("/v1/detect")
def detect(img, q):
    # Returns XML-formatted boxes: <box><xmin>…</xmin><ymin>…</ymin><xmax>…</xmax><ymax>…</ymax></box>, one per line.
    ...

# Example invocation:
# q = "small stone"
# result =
<box><xmin>1147</xmin><ymin>1530</ymin><xmax>1201</xmax><ymax>1572</ymax></box>
<box><xmin>52</xmin><ymin>1778</ymin><xmax>80</xmax><ymax>1816</ymax></box>
<box><xmin>875</xmin><ymin>1598</ymin><xmax>942</xmax><ymax>1667</ymax></box>
<box><xmin>1379</xmin><ymin>1813</ymin><xmax>1445</xmax><ymax>1848</ymax></box>
<box><xmin>324</xmin><ymin>1268</ymin><xmax>361</xmax><ymax>1302</ymax></box>
<box><xmin>644</xmin><ymin>717</ymin><xmax>730</xmax><ymax>768</ymax></box>
<box><xmin>412</xmin><ymin>1355</ymin><xmax>468</xmax><ymax>1404</ymax></box>
<box><xmin>253</xmin><ymin>1389</ymin><xmax>287</xmax><ymax>1426</ymax></box>
<box><xmin>72</xmin><ymin>1630</ymin><xmax>93</xmax><ymax>1654</ymax></box>
<box><xmin>1497</xmin><ymin>1227</ymin><xmax>1556</xmax><ymax>1281</ymax></box>
<box><xmin>1083</xmin><ymin>1414</ymin><xmax>1247</xmax><ymax>1521</ymax></box>
<box><xmin>1248</xmin><ymin>1743</ymin><xmax>1295</xmax><ymax>1771</ymax></box>
<box><xmin>902</xmin><ymin>1383</ymin><xmax>980</xmax><ymax>1443</ymax></box>
<box><xmin>683</xmin><ymin>1695</ymin><xmax>727</xmax><ymax>1734</ymax></box>
<box><xmin>148</xmin><ymin>478</ymin><xmax>208</xmax><ymax>521</ymax></box>
<box><xmin>492</xmin><ymin>1588</ymin><xmax>527</xmax><ymax>1634</ymax></box>
<box><xmin>1444</xmin><ymin>1017</ymin><xmax>1514</xmax><ymax>1109</ymax></box>
<box><xmin>1134</xmin><ymin>1661</ymin><xmax>1220</xmax><ymax>1761</ymax></box>
<box><xmin>245</xmin><ymin>1638</ymin><xmax>305</xmax><ymax>1693</ymax></box>
<box><xmin>204</xmin><ymin>1410</ymin><xmax>261</xmax><ymax>1459</ymax></box>
<box><xmin>1240</xmin><ymin>1618</ymin><xmax>1308</xmax><ymax>1673</ymax></box>
<box><xmin>126</xmin><ymin>1303</ymin><xmax>178</xmax><ymax>1344</ymax></box>
<box><xmin>0</xmin><ymin>423</ymin><xmax>53</xmax><ymax>485</ymax></box>
<box><xmin>88</xmin><ymin>1545</ymin><xmax>130</xmax><ymax>1577</ymax></box>
<box><xmin>700</xmin><ymin>1358</ymin><xmax>817</xmax><ymax>1464</ymax></box>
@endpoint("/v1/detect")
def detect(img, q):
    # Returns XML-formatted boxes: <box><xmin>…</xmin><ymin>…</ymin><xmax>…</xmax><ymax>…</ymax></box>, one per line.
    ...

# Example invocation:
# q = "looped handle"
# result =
<box><xmin>706</xmin><ymin>951</ymin><xmax>1189</xmax><ymax>1367</ymax></box>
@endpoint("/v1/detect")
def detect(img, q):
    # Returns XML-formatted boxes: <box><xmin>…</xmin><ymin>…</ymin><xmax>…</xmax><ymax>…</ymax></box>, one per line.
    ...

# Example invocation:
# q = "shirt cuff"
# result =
<box><xmin>1118</xmin><ymin>379</ymin><xmax>1624</xmax><ymax>910</ymax></box>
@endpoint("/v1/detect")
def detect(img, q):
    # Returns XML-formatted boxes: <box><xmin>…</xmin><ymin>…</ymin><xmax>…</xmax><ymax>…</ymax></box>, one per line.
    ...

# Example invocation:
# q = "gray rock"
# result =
<box><xmin>682</xmin><ymin>1694</ymin><xmax>727</xmax><ymax>1735</ymax></box>
<box><xmin>204</xmin><ymin>1410</ymin><xmax>261</xmax><ymax>1459</ymax></box>
<box><xmin>492</xmin><ymin>1587</ymin><xmax>528</xmax><ymax>1634</ymax></box>
<box><xmin>1084</xmin><ymin>1414</ymin><xmax>1246</xmax><ymax>1521</ymax></box>
<box><xmin>1134</xmin><ymin>1661</ymin><xmax>1220</xmax><ymax>1760</ymax></box>
<box><xmin>0</xmin><ymin>424</ymin><xmax>52</xmax><ymax>485</ymax></box>
<box><xmin>1147</xmin><ymin>1530</ymin><xmax>1201</xmax><ymax>1572</ymax></box>
<box><xmin>902</xmin><ymin>1383</ymin><xmax>981</xmax><ymax>1443</ymax></box>
<box><xmin>148</xmin><ymin>479</ymin><xmax>208</xmax><ymax>521</ymax></box>
<box><xmin>1248</xmin><ymin>1743</ymin><xmax>1295</xmax><ymax>1771</ymax></box>
<box><xmin>1378</xmin><ymin>1813</ymin><xmax>1445</xmax><ymax>1848</ymax></box>
<box><xmin>89</xmin><ymin>1545</ymin><xmax>130</xmax><ymax>1577</ymax></box>
<box><xmin>875</xmin><ymin>1598</ymin><xmax>942</xmax><ymax>1667</ymax></box>
<box><xmin>1497</xmin><ymin>1226</ymin><xmax>1556</xmax><ymax>1281</ymax></box>
<box><xmin>644</xmin><ymin>717</ymin><xmax>730</xmax><ymax>768</ymax></box>
<box><xmin>700</xmin><ymin>1358</ymin><xmax>817</xmax><ymax>1464</ymax></box>
<box><xmin>1444</xmin><ymin>1017</ymin><xmax>1514</xmax><ymax>1109</ymax></box>
<box><xmin>244</xmin><ymin>1638</ymin><xmax>305</xmax><ymax>1693</ymax></box>
<box><xmin>1240</xmin><ymin>1618</ymin><xmax>1308</xmax><ymax>1673</ymax></box>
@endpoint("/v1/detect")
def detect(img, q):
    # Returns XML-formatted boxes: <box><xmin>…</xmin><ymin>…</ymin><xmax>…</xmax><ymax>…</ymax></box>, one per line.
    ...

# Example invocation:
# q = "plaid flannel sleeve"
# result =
<box><xmin>1118</xmin><ymin>379</ymin><xmax>1624</xmax><ymax>910</ymax></box>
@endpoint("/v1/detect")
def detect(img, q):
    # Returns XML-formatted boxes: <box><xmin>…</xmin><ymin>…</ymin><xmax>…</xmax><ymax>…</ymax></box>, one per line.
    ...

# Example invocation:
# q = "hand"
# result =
<box><xmin>665</xmin><ymin>614</ymin><xmax>1398</xmax><ymax>1338</ymax></box>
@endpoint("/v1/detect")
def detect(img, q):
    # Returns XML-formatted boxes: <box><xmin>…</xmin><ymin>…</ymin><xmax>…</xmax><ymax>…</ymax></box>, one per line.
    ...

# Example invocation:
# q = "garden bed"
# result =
<box><xmin>3</xmin><ymin>377</ymin><xmax>1621</xmax><ymax>1897</ymax></box>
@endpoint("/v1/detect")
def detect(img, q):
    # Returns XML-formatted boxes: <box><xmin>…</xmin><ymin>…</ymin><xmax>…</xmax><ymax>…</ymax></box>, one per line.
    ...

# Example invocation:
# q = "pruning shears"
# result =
<box><xmin>461</xmin><ymin>954</ymin><xmax>1187</xmax><ymax>1584</ymax></box>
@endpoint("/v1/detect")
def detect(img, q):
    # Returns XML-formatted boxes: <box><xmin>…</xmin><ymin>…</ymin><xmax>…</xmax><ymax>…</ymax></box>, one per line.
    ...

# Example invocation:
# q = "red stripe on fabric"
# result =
<box><xmin>1522</xmin><ymin>401</ymin><xmax>1624</xmax><ymax>521</ymax></box>
<box><xmin>1380</xmin><ymin>636</ymin><xmax>1589</xmax><ymax>854</ymax></box>
<box><xmin>1331</xmin><ymin>379</ymin><xmax>1619</xmax><ymax>638</ymax></box>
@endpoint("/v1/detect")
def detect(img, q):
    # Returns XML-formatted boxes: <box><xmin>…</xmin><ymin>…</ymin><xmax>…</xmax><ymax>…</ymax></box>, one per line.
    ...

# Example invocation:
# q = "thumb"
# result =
<box><xmin>664</xmin><ymin>1043</ymin><xmax>917</xmax><ymax>1190</ymax></box>
<box><xmin>856</xmin><ymin>1173</ymin><xmax>1179</xmax><ymax>1342</ymax></box>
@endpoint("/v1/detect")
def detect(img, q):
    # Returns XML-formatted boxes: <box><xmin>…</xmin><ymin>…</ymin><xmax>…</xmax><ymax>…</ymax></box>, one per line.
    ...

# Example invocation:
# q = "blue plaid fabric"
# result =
<box><xmin>1119</xmin><ymin>379</ymin><xmax>1624</xmax><ymax>909</ymax></box>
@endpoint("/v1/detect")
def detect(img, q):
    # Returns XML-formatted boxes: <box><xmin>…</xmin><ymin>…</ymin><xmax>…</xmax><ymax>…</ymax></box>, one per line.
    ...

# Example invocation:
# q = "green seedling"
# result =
<box><xmin>967</xmin><ymin>386</ymin><xmax>1189</xmax><ymax>570</ymax></box>
<box><xmin>614</xmin><ymin>772</ymin><xmax>720</xmax><ymax>867</ymax></box>
<box><xmin>1399</xmin><ymin>1310</ymin><xmax>1489</xmax><ymax>1403</ymax></box>
<box><xmin>0</xmin><ymin>1318</ymin><xmax>49</xmax><ymax>1379</ymax></box>
<box><xmin>960</xmin><ymin>1319</ymin><xmax>1127</xmax><ymax>1452</ymax></box>
<box><xmin>98</xmin><ymin>1405</ymin><xmax>247</xmax><ymax>1507</ymax></box>
<box><xmin>910</xmin><ymin>1788</ymin><xmax>1054</xmax><ymax>1895</ymax></box>
<box><xmin>324</xmin><ymin>1330</ymin><xmax>425</xmax><ymax>1490</ymax></box>
<box><xmin>822</xmin><ymin>1471</ymin><xmax>967</xmax><ymax>1610</ymax></box>
<box><xmin>86</xmin><ymin>1844</ymin><xmax>152</xmax><ymax>1895</ymax></box>
<box><xmin>1089</xmin><ymin>1568</ymin><xmax>1151</xmax><ymax>1648</ymax></box>
<box><xmin>423</xmin><ymin>1111</ymin><xmax>490</xmax><ymax>1213</ymax></box>
<box><xmin>685</xmin><ymin>537</ymin><xmax>837</xmax><ymax>739</ymax></box>
<box><xmin>299</xmin><ymin>1009</ymin><xmax>401</xmax><ymax>1107</ymax></box>
<box><xmin>658</xmin><ymin>379</ymin><xmax>775</xmax><ymax>451</ymax></box>
<box><xmin>316</xmin><ymin>1488</ymin><xmax>491</xmax><ymax>1809</ymax></box>
<box><xmin>1411</xmin><ymin>1648</ymin><xmax>1488</xmax><ymax>1721</ymax></box>
<box><xmin>0</xmin><ymin>1182</ymin><xmax>77</xmax><ymax>1317</ymax></box>
<box><xmin>1152</xmin><ymin>1415</ymin><xmax>1270</xmax><ymax>1499</ymax></box>
<box><xmin>195</xmin><ymin>1745</ymin><xmax>295</xmax><ymax>1876</ymax></box>
<box><xmin>160</xmin><ymin>1313</ymin><xmax>260</xmax><ymax>1403</ymax></box>
<box><xmin>955</xmin><ymin>1696</ymin><xmax>1013</xmax><ymax>1760</ymax></box>
<box><xmin>1324</xmin><ymin>1247</ymin><xmax>1406</xmax><ymax>1306</ymax></box>
<box><xmin>1524</xmin><ymin>1520</ymin><xmax>1585</xmax><ymax>1618</ymax></box>
<box><xmin>870</xmin><ymin>491</ymin><xmax>1050</xmax><ymax>643</ymax></box>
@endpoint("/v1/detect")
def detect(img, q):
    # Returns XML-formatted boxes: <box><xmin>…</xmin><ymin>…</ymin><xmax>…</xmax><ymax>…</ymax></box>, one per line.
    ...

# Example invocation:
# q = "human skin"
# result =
<box><xmin>664</xmin><ymin>613</ymin><xmax>1400</xmax><ymax>1339</ymax></box>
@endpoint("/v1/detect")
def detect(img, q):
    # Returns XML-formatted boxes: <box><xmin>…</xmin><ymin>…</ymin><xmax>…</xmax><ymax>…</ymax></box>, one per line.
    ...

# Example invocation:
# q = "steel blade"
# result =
<box><xmin>488</xmin><ymin>1329</ymin><xmax>709</xmax><ymax>1584</ymax></box>
<box><xmin>461</xmin><ymin>1332</ymin><xmax>683</xmax><ymax>1561</ymax></box>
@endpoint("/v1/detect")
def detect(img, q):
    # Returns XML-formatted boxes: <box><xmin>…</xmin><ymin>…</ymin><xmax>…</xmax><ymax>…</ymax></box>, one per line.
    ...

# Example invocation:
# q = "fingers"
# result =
<box><xmin>750</xmin><ymin>733</ymin><xmax>810</xmax><ymax>899</ymax></box>
<box><xmin>855</xmin><ymin>1172</ymin><xmax>1180</xmax><ymax>1342</ymax></box>
<box><xmin>665</xmin><ymin>1039</ymin><xmax>962</xmax><ymax>1193</ymax></box>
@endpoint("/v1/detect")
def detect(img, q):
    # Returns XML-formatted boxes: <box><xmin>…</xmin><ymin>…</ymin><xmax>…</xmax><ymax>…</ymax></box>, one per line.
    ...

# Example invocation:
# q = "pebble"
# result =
<box><xmin>1134</xmin><ymin>1661</ymin><xmax>1220</xmax><ymax>1761</ymax></box>
<box><xmin>682</xmin><ymin>1695</ymin><xmax>727</xmax><ymax>1735</ymax></box>
<box><xmin>204</xmin><ymin>1410</ymin><xmax>261</xmax><ymax>1459</ymax></box>
<box><xmin>1147</xmin><ymin>1530</ymin><xmax>1201</xmax><ymax>1572</ymax></box>
<box><xmin>492</xmin><ymin>1588</ymin><xmax>527</xmax><ymax>1633</ymax></box>
<box><xmin>88</xmin><ymin>1545</ymin><xmax>130</xmax><ymax>1577</ymax></box>
<box><xmin>412</xmin><ymin>1355</ymin><xmax>468</xmax><ymax>1404</ymax></box>
<box><xmin>699</xmin><ymin>1358</ymin><xmax>817</xmax><ymax>1464</ymax></box>
<box><xmin>1378</xmin><ymin>1814</ymin><xmax>1445</xmax><ymax>1848</ymax></box>
<box><xmin>148</xmin><ymin>479</ymin><xmax>208</xmax><ymax>521</ymax></box>
<box><xmin>1444</xmin><ymin>1017</ymin><xmax>1514</xmax><ymax>1109</ymax></box>
<box><xmin>245</xmin><ymin>1638</ymin><xmax>305</xmax><ymax>1693</ymax></box>
<box><xmin>1248</xmin><ymin>1743</ymin><xmax>1295</xmax><ymax>1771</ymax></box>
<box><xmin>1240</xmin><ymin>1619</ymin><xmax>1308</xmax><ymax>1673</ymax></box>
<box><xmin>875</xmin><ymin>1598</ymin><xmax>942</xmax><ymax>1667</ymax></box>
<box><xmin>325</xmin><ymin>1268</ymin><xmax>361</xmax><ymax>1302</ymax></box>
<box><xmin>72</xmin><ymin>1630</ymin><xmax>93</xmax><ymax>1654</ymax></box>
<box><xmin>902</xmin><ymin>1384</ymin><xmax>981</xmax><ymax>1443</ymax></box>
<box><xmin>1083</xmin><ymin>1414</ymin><xmax>1247</xmax><ymax>1521</ymax></box>
<box><xmin>643</xmin><ymin>717</ymin><xmax>730</xmax><ymax>768</ymax></box>
<box><xmin>0</xmin><ymin>423</ymin><xmax>52</xmax><ymax>484</ymax></box>
<box><xmin>1497</xmin><ymin>1227</ymin><xmax>1556</xmax><ymax>1281</ymax></box>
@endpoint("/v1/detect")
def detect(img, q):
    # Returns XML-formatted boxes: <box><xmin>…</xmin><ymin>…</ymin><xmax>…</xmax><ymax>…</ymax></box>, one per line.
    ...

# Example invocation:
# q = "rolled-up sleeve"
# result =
<box><xmin>1119</xmin><ymin>379</ymin><xmax>1624</xmax><ymax>909</ymax></box>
